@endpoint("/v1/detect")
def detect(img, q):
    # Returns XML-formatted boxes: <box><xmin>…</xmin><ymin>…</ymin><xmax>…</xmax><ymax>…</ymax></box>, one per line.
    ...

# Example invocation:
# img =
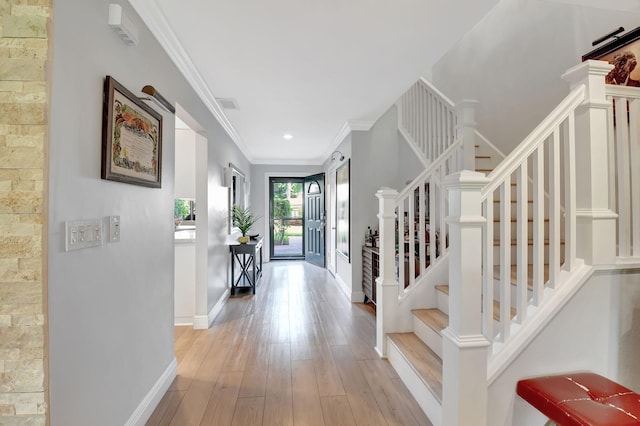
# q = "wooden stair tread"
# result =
<box><xmin>435</xmin><ymin>285</ymin><xmax>515</xmax><ymax>321</ymax></box>
<box><xmin>475</xmin><ymin>155</ymin><xmax>491</xmax><ymax>159</ymax></box>
<box><xmin>493</xmin><ymin>264</ymin><xmax>550</xmax><ymax>289</ymax></box>
<box><xmin>387</xmin><ymin>332</ymin><xmax>443</xmax><ymax>402</ymax></box>
<box><xmin>476</xmin><ymin>168</ymin><xmax>493</xmax><ymax>173</ymax></box>
<box><xmin>493</xmin><ymin>199</ymin><xmax>533</xmax><ymax>203</ymax></box>
<box><xmin>494</xmin><ymin>218</ymin><xmax>550</xmax><ymax>223</ymax></box>
<box><xmin>493</xmin><ymin>238</ymin><xmax>565</xmax><ymax>245</ymax></box>
<box><xmin>412</xmin><ymin>308</ymin><xmax>448</xmax><ymax>334</ymax></box>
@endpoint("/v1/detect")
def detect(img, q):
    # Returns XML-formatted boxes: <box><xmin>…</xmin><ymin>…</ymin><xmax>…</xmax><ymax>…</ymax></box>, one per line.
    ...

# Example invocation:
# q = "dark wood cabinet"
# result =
<box><xmin>362</xmin><ymin>246</ymin><xmax>379</xmax><ymax>304</ymax></box>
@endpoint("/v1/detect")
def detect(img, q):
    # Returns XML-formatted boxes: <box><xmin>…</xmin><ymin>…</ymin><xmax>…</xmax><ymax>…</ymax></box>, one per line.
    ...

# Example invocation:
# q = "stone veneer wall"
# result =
<box><xmin>0</xmin><ymin>0</ymin><xmax>50</xmax><ymax>424</ymax></box>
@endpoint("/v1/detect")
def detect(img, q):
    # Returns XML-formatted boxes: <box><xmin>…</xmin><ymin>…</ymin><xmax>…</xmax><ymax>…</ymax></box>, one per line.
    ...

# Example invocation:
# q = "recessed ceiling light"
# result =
<box><xmin>283</xmin><ymin>134</ymin><xmax>293</xmax><ymax>140</ymax></box>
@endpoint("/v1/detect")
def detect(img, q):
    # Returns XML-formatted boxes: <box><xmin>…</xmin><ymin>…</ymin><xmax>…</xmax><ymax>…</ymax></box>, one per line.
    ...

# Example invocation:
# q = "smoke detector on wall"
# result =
<box><xmin>216</xmin><ymin>98</ymin><xmax>240</xmax><ymax>110</ymax></box>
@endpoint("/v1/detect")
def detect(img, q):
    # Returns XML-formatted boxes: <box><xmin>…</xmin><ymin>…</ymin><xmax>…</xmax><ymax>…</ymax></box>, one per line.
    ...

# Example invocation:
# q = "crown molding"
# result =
<box><xmin>128</xmin><ymin>0</ymin><xmax>254</xmax><ymax>162</ymax></box>
<box><xmin>251</xmin><ymin>157</ymin><xmax>325</xmax><ymax>166</ymax></box>
<box><xmin>348</xmin><ymin>120</ymin><xmax>375</xmax><ymax>131</ymax></box>
<box><xmin>321</xmin><ymin>119</ymin><xmax>376</xmax><ymax>163</ymax></box>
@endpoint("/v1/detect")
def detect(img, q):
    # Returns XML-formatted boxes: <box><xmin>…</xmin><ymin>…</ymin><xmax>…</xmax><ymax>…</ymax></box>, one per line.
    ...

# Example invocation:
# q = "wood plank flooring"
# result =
<box><xmin>147</xmin><ymin>261</ymin><xmax>432</xmax><ymax>426</ymax></box>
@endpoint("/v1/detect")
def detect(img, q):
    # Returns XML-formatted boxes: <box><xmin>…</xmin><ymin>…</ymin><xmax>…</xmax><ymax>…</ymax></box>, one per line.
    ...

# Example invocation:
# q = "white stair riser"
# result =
<box><xmin>436</xmin><ymin>289</ymin><xmax>449</xmax><ymax>315</ymax></box>
<box><xmin>387</xmin><ymin>337</ymin><xmax>443</xmax><ymax>426</ymax></box>
<box><xmin>492</xmin><ymin>220</ymin><xmax>552</xmax><ymax>240</ymax></box>
<box><xmin>413</xmin><ymin>316</ymin><xmax>443</xmax><ymax>359</ymax></box>
<box><xmin>492</xmin><ymin>243</ymin><xmax>565</xmax><ymax>265</ymax></box>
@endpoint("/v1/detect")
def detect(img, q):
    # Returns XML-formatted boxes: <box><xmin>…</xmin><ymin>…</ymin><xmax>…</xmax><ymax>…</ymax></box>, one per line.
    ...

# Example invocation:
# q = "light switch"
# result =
<box><xmin>65</xmin><ymin>219</ymin><xmax>102</xmax><ymax>251</ymax></box>
<box><xmin>109</xmin><ymin>216</ymin><xmax>120</xmax><ymax>242</ymax></box>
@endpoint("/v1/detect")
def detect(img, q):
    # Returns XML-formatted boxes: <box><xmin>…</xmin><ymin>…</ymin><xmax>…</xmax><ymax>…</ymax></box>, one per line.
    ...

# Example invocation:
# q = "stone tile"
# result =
<box><xmin>9</xmin><ymin>223</ymin><xmax>40</xmax><ymax>234</ymax></box>
<box><xmin>2</xmin><ymin>359</ymin><xmax>44</xmax><ymax>392</ymax></box>
<box><xmin>0</xmin><ymin>147</ymin><xmax>44</xmax><ymax>168</ymax></box>
<box><xmin>19</xmin><ymin>347</ymin><xmax>43</xmax><ymax>360</ymax></box>
<box><xmin>0</xmin><ymin>404</ymin><xmax>16</xmax><ymax>415</ymax></box>
<box><xmin>15</xmin><ymin>403</ymin><xmax>38</xmax><ymax>415</ymax></box>
<box><xmin>0</xmin><ymin>327</ymin><xmax>43</xmax><ymax>350</ymax></box>
<box><xmin>0</xmin><ymin>304</ymin><xmax>41</xmax><ymax>315</ymax></box>
<box><xmin>0</xmin><ymin>103</ymin><xmax>45</xmax><ymax>125</ymax></box>
<box><xmin>12</xmin><ymin>314</ymin><xmax>43</xmax><ymax>326</ymax></box>
<box><xmin>0</xmin><ymin>315</ymin><xmax>11</xmax><ymax>327</ymax></box>
<box><xmin>18</xmin><ymin>214</ymin><xmax>42</xmax><ymax>225</ymax></box>
<box><xmin>10</xmin><ymin>47</ymin><xmax>47</xmax><ymax>59</ymax></box>
<box><xmin>0</xmin><ymin>170</ymin><xmax>20</xmax><ymax>180</ymax></box>
<box><xmin>18</xmin><ymin>169</ymin><xmax>43</xmax><ymax>180</ymax></box>
<box><xmin>0</xmin><ymin>58</ymin><xmax>45</xmax><ymax>81</ymax></box>
<box><xmin>0</xmin><ymin>191</ymin><xmax>43</xmax><ymax>214</ymax></box>
<box><xmin>2</xmin><ymin>16</ymin><xmax>47</xmax><ymax>38</ymax></box>
<box><xmin>0</xmin><ymin>269</ymin><xmax>39</xmax><ymax>282</ymax></box>
<box><xmin>0</xmin><ymin>393</ymin><xmax>45</xmax><ymax>405</ymax></box>
<box><xmin>0</xmin><ymin>349</ymin><xmax>20</xmax><ymax>360</ymax></box>
<box><xmin>0</xmin><ymin>81</ymin><xmax>23</xmax><ymax>92</ymax></box>
<box><xmin>0</xmin><ymin>283</ymin><xmax>42</xmax><ymax>304</ymax></box>
<box><xmin>0</xmin><ymin>180</ymin><xmax>12</xmax><ymax>191</ymax></box>
<box><xmin>6</xmin><ymin>135</ymin><xmax>44</xmax><ymax>147</ymax></box>
<box><xmin>11</xmin><ymin>5</ymin><xmax>50</xmax><ymax>17</ymax></box>
<box><xmin>18</xmin><ymin>258</ymin><xmax>39</xmax><ymax>270</ymax></box>
<box><xmin>0</xmin><ymin>414</ymin><xmax>46</xmax><ymax>426</ymax></box>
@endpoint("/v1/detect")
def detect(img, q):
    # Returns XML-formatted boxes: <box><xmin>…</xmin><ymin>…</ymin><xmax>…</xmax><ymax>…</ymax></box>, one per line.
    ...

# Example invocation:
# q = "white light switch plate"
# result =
<box><xmin>109</xmin><ymin>216</ymin><xmax>120</xmax><ymax>242</ymax></box>
<box><xmin>65</xmin><ymin>219</ymin><xmax>102</xmax><ymax>251</ymax></box>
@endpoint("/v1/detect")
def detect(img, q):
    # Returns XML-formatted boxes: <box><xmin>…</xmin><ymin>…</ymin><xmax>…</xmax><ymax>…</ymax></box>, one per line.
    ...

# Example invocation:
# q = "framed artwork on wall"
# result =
<box><xmin>102</xmin><ymin>75</ymin><xmax>163</xmax><ymax>188</ymax></box>
<box><xmin>336</xmin><ymin>159</ymin><xmax>350</xmax><ymax>261</ymax></box>
<box><xmin>583</xmin><ymin>26</ymin><xmax>640</xmax><ymax>87</ymax></box>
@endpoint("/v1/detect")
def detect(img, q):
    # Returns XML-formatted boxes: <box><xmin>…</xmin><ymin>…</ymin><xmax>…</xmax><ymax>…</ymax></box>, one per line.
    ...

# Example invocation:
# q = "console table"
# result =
<box><xmin>229</xmin><ymin>237</ymin><xmax>263</xmax><ymax>295</ymax></box>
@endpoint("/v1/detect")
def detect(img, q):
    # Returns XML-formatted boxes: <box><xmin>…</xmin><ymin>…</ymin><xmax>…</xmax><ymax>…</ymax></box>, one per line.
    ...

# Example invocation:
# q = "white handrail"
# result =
<box><xmin>395</xmin><ymin>138</ymin><xmax>462</xmax><ymax>203</ymax></box>
<box><xmin>481</xmin><ymin>86</ymin><xmax>586</xmax><ymax>199</ymax></box>
<box><xmin>417</xmin><ymin>77</ymin><xmax>456</xmax><ymax>107</ymax></box>
<box><xmin>605</xmin><ymin>84</ymin><xmax>640</xmax><ymax>258</ymax></box>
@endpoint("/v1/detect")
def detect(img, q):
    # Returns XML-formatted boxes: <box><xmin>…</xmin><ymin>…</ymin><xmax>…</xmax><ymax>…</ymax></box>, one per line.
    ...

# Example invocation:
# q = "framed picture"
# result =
<box><xmin>583</xmin><ymin>26</ymin><xmax>640</xmax><ymax>87</ymax></box>
<box><xmin>102</xmin><ymin>76</ymin><xmax>163</xmax><ymax>188</ymax></box>
<box><xmin>336</xmin><ymin>159</ymin><xmax>350</xmax><ymax>261</ymax></box>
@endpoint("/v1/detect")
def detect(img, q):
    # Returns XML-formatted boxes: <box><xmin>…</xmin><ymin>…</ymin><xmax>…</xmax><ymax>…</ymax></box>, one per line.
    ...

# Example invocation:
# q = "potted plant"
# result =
<box><xmin>232</xmin><ymin>205</ymin><xmax>258</xmax><ymax>243</ymax></box>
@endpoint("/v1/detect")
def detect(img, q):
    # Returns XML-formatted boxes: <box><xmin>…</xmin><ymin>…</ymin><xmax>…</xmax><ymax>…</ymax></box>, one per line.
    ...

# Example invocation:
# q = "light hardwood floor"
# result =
<box><xmin>147</xmin><ymin>261</ymin><xmax>432</xmax><ymax>426</ymax></box>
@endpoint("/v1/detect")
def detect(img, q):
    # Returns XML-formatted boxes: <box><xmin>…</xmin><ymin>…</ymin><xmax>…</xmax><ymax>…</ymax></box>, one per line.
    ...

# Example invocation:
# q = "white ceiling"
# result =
<box><xmin>130</xmin><ymin>0</ymin><xmax>499</xmax><ymax>165</ymax></box>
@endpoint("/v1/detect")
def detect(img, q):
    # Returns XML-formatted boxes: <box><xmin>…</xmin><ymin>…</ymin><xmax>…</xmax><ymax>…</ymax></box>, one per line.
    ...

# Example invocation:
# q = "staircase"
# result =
<box><xmin>376</xmin><ymin>60</ymin><xmax>638</xmax><ymax>425</ymax></box>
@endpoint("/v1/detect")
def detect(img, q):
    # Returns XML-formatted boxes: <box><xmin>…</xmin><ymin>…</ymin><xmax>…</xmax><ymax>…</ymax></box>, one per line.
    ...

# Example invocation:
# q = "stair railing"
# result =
<box><xmin>398</xmin><ymin>78</ymin><xmax>459</xmax><ymax>166</ymax></box>
<box><xmin>605</xmin><ymin>84</ymin><xmax>640</xmax><ymax>259</ymax></box>
<box><xmin>375</xmin><ymin>99</ymin><xmax>477</xmax><ymax>357</ymax></box>
<box><xmin>442</xmin><ymin>60</ymin><xmax>617</xmax><ymax>425</ymax></box>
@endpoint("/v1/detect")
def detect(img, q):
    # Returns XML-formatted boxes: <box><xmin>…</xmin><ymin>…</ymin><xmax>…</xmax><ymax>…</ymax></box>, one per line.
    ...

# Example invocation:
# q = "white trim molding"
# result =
<box><xmin>125</xmin><ymin>357</ymin><xmax>177</xmax><ymax>426</ymax></box>
<box><xmin>127</xmin><ymin>0</ymin><xmax>254</xmax><ymax>162</ymax></box>
<box><xmin>323</xmin><ymin>120</ymin><xmax>376</xmax><ymax>162</ymax></box>
<box><xmin>208</xmin><ymin>288</ymin><xmax>230</xmax><ymax>327</ymax></box>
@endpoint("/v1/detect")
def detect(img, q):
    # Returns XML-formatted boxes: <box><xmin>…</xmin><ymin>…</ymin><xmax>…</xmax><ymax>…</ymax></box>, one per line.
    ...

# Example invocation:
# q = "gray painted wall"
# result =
<box><xmin>431</xmin><ymin>0</ymin><xmax>640</xmax><ymax>155</ymax></box>
<box><xmin>329</xmin><ymin>106</ymin><xmax>423</xmax><ymax>300</ymax></box>
<box><xmin>48</xmin><ymin>0</ymin><xmax>248</xmax><ymax>424</ymax></box>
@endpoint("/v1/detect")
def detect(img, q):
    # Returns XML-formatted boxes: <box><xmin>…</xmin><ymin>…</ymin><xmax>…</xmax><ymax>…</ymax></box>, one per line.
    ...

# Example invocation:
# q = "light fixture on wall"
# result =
<box><xmin>331</xmin><ymin>150</ymin><xmax>345</xmax><ymax>162</ymax></box>
<box><xmin>108</xmin><ymin>4</ymin><xmax>139</xmax><ymax>46</ymax></box>
<box><xmin>592</xmin><ymin>26</ymin><xmax>625</xmax><ymax>47</ymax></box>
<box><xmin>140</xmin><ymin>85</ymin><xmax>176</xmax><ymax>114</ymax></box>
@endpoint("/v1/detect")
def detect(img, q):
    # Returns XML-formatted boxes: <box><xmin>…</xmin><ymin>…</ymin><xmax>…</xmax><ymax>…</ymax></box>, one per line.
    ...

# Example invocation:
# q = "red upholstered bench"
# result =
<box><xmin>517</xmin><ymin>373</ymin><xmax>640</xmax><ymax>425</ymax></box>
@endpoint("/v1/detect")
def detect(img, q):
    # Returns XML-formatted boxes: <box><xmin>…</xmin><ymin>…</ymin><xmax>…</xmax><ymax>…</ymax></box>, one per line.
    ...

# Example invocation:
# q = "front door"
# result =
<box><xmin>304</xmin><ymin>173</ymin><xmax>325</xmax><ymax>267</ymax></box>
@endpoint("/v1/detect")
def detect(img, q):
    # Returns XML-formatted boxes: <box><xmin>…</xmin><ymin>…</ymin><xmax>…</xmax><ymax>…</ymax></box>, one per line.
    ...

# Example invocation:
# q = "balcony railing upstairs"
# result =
<box><xmin>605</xmin><ymin>84</ymin><xmax>640</xmax><ymax>261</ymax></box>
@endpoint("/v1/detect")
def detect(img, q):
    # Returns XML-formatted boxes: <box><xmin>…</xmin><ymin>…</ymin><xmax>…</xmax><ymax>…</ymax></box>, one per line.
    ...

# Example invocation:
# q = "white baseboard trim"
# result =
<box><xmin>193</xmin><ymin>315</ymin><xmax>208</xmax><ymax>329</ymax></box>
<box><xmin>207</xmin><ymin>288</ymin><xmax>230</xmax><ymax>327</ymax></box>
<box><xmin>174</xmin><ymin>316</ymin><xmax>193</xmax><ymax>327</ymax></box>
<box><xmin>335</xmin><ymin>274</ymin><xmax>352</xmax><ymax>300</ymax></box>
<box><xmin>351</xmin><ymin>290</ymin><xmax>365</xmax><ymax>303</ymax></box>
<box><xmin>125</xmin><ymin>357</ymin><xmax>177</xmax><ymax>426</ymax></box>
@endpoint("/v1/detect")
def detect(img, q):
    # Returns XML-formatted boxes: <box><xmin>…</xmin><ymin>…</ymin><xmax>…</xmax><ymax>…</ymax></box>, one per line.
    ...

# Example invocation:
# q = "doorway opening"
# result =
<box><xmin>270</xmin><ymin>177</ymin><xmax>304</xmax><ymax>259</ymax></box>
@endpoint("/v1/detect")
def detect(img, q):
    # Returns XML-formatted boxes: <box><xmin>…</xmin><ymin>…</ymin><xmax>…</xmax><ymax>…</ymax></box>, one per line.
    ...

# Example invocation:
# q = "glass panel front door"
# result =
<box><xmin>270</xmin><ymin>178</ymin><xmax>304</xmax><ymax>258</ymax></box>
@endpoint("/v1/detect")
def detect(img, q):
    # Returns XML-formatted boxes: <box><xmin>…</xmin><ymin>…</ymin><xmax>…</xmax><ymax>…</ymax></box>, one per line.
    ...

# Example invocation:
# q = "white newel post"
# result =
<box><xmin>562</xmin><ymin>60</ymin><xmax>617</xmax><ymax>265</ymax></box>
<box><xmin>456</xmin><ymin>99</ymin><xmax>478</xmax><ymax>171</ymax></box>
<box><xmin>375</xmin><ymin>187</ymin><xmax>399</xmax><ymax>357</ymax></box>
<box><xmin>442</xmin><ymin>171</ymin><xmax>491</xmax><ymax>426</ymax></box>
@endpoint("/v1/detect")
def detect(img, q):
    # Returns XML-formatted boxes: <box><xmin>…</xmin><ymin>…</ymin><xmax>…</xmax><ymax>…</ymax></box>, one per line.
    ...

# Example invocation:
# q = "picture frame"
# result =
<box><xmin>336</xmin><ymin>159</ymin><xmax>350</xmax><ymax>261</ymax></box>
<box><xmin>102</xmin><ymin>76</ymin><xmax>163</xmax><ymax>188</ymax></box>
<box><xmin>583</xmin><ymin>26</ymin><xmax>640</xmax><ymax>87</ymax></box>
